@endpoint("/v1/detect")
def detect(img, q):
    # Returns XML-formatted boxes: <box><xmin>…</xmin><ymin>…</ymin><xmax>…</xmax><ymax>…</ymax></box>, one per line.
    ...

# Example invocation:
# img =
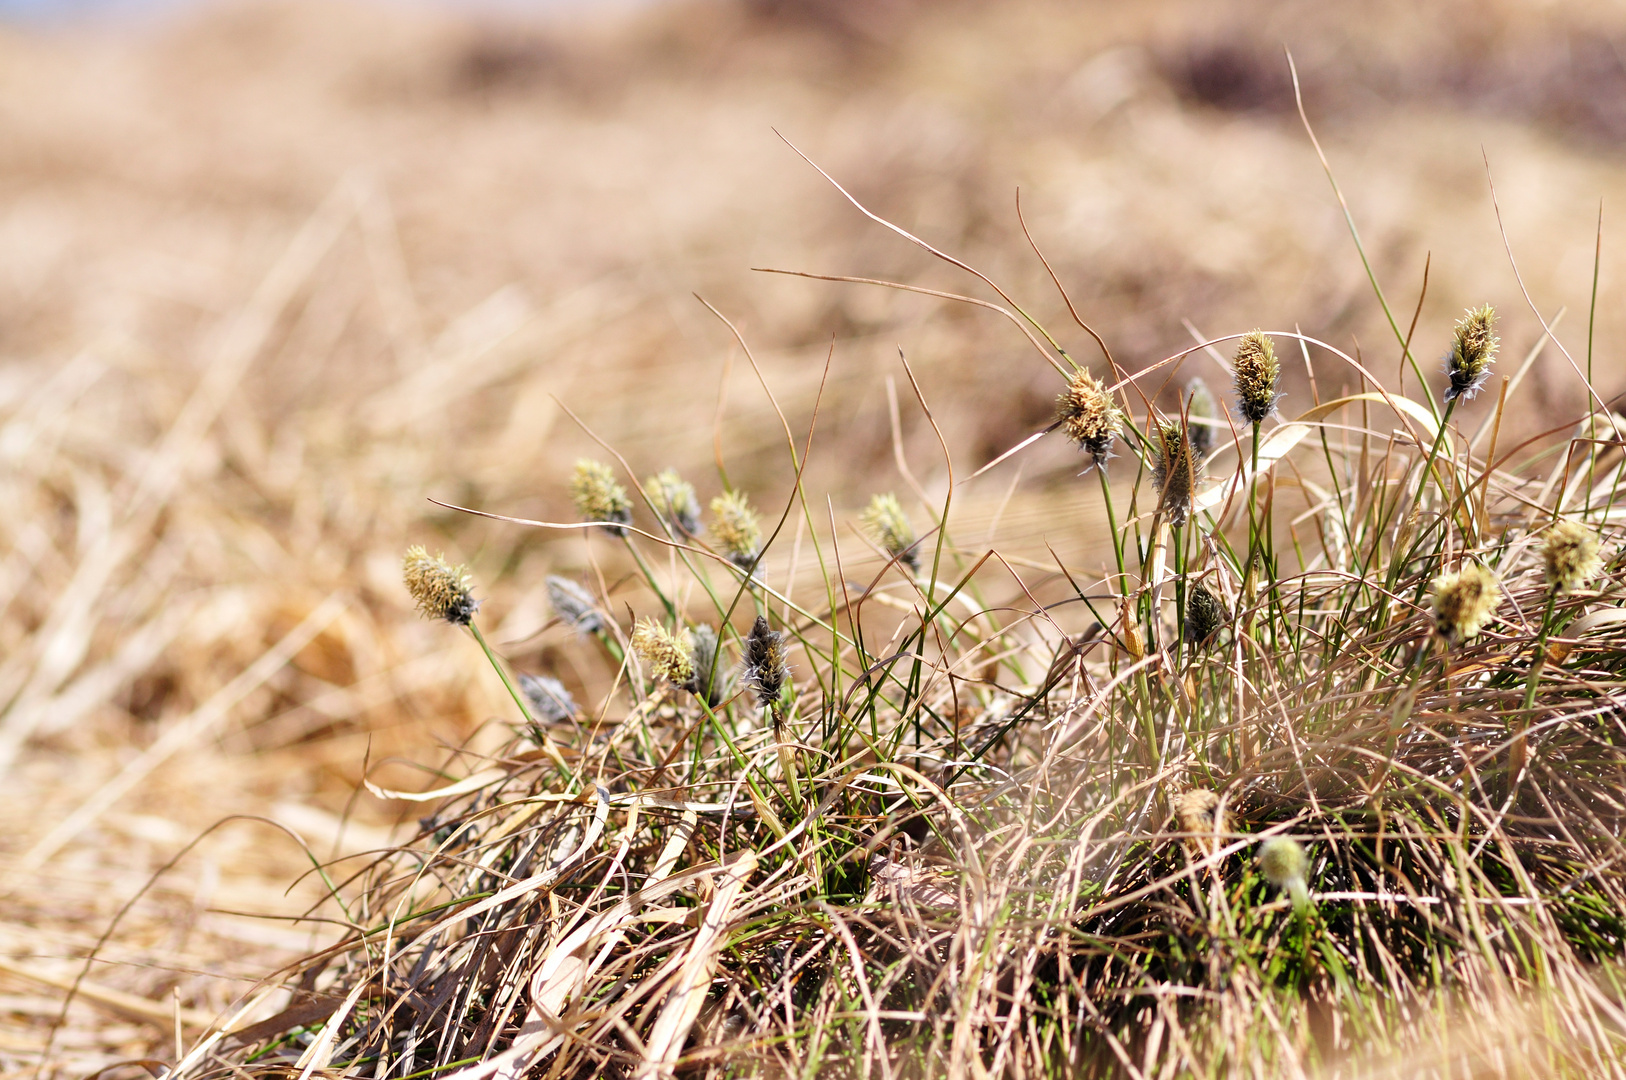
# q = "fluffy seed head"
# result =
<box><xmin>403</xmin><ymin>546</ymin><xmax>480</xmax><ymax>625</ymax></box>
<box><xmin>1544</xmin><ymin>519</ymin><xmax>1602</xmax><ymax>593</ymax></box>
<box><xmin>519</xmin><ymin>674</ymin><xmax>576</xmax><ymax>723</ymax></box>
<box><xmin>631</xmin><ymin>618</ymin><xmax>694</xmax><ymax>686</ymax></box>
<box><xmin>644</xmin><ymin>469</ymin><xmax>701</xmax><ymax>537</ymax></box>
<box><xmin>1445</xmin><ymin>305</ymin><xmax>1499</xmax><ymax>402</ymax></box>
<box><xmin>1176</xmin><ymin>788</ymin><xmax>1222</xmax><ymax>837</ymax></box>
<box><xmin>1154</xmin><ymin>422</ymin><xmax>1195</xmax><ymax>528</ymax></box>
<box><xmin>570</xmin><ymin>460</ymin><xmax>633</xmax><ymax>536</ymax></box>
<box><xmin>1184</xmin><ymin>581</ymin><xmax>1228</xmax><ymax>646</ymax></box>
<box><xmin>1056</xmin><ymin>370</ymin><xmax>1123</xmax><ymax>469</ymax></box>
<box><xmin>684</xmin><ymin>624</ymin><xmax>731</xmax><ymax>706</ymax></box>
<box><xmin>546</xmin><ymin>575</ymin><xmax>603</xmax><ymax>635</ymax></box>
<box><xmin>709</xmin><ymin>490</ymin><xmax>762</xmax><ymax>568</ymax></box>
<box><xmin>1258</xmin><ymin>837</ymin><xmax>1308</xmax><ymax>889</ymax></box>
<box><xmin>1430</xmin><ymin>563</ymin><xmax>1502</xmax><ymax>644</ymax></box>
<box><xmin>1233</xmin><ymin>331</ymin><xmax>1281</xmax><ymax>425</ymax></box>
<box><xmin>860</xmin><ymin>493</ymin><xmax>919</xmax><ymax>572</ymax></box>
<box><xmin>1185</xmin><ymin>377</ymin><xmax>1218</xmax><ymax>459</ymax></box>
<box><xmin>744</xmin><ymin>614</ymin><xmax>790</xmax><ymax>712</ymax></box>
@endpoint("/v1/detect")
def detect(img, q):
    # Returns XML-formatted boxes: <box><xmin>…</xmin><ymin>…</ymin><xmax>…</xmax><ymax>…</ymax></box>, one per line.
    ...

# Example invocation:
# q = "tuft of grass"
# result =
<box><xmin>175</xmin><ymin>163</ymin><xmax>1626</xmax><ymax>1080</ymax></box>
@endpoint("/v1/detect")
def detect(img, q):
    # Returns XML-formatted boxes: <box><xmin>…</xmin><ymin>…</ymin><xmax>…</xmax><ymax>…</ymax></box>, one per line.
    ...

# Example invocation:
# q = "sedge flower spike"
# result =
<box><xmin>709</xmin><ymin>490</ymin><xmax>762</xmax><ymax>569</ymax></box>
<box><xmin>1176</xmin><ymin>788</ymin><xmax>1223</xmax><ymax>838</ymax></box>
<box><xmin>860</xmin><ymin>493</ymin><xmax>920</xmax><ymax>572</ymax></box>
<box><xmin>546</xmin><ymin>575</ymin><xmax>603</xmax><ymax>635</ymax></box>
<box><xmin>403</xmin><ymin>546</ymin><xmax>480</xmax><ymax>626</ymax></box>
<box><xmin>1444</xmin><ymin>305</ymin><xmax>1498</xmax><ymax>402</ymax></box>
<box><xmin>1258</xmin><ymin>836</ymin><xmax>1311</xmax><ymax>917</ymax></box>
<box><xmin>744</xmin><ymin>614</ymin><xmax>790</xmax><ymax>715</ymax></box>
<box><xmin>1184</xmin><ymin>581</ymin><xmax>1227</xmax><ymax>646</ymax></box>
<box><xmin>519</xmin><ymin>674</ymin><xmax>576</xmax><ymax>723</ymax></box>
<box><xmin>1430</xmin><ymin>563</ymin><xmax>1501</xmax><ymax>644</ymax></box>
<box><xmin>1154</xmin><ymin>422</ymin><xmax>1195</xmax><ymax>528</ymax></box>
<box><xmin>631</xmin><ymin>618</ymin><xmax>694</xmax><ymax>686</ymax></box>
<box><xmin>1232</xmin><ymin>331</ymin><xmax>1280</xmax><ymax>425</ymax></box>
<box><xmin>1057</xmin><ymin>369</ymin><xmax>1123</xmax><ymax>470</ymax></box>
<box><xmin>570</xmin><ymin>460</ymin><xmax>633</xmax><ymax>537</ymax></box>
<box><xmin>644</xmin><ymin>469</ymin><xmax>701</xmax><ymax>537</ymax></box>
<box><xmin>685</xmin><ymin>624</ymin><xmax>730</xmax><ymax>706</ymax></box>
<box><xmin>1544</xmin><ymin>519</ymin><xmax>1602</xmax><ymax>593</ymax></box>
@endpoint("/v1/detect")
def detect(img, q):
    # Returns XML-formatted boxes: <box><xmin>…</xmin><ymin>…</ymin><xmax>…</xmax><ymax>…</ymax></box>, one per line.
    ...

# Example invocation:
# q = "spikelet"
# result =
<box><xmin>710</xmin><ymin>490</ymin><xmax>762</xmax><ymax>568</ymax></box>
<box><xmin>1154</xmin><ymin>422</ymin><xmax>1195</xmax><ymax>528</ymax></box>
<box><xmin>1175</xmin><ymin>788</ymin><xmax>1223</xmax><ymax>854</ymax></box>
<box><xmin>644</xmin><ymin>469</ymin><xmax>701</xmax><ymax>537</ymax></box>
<box><xmin>402</xmin><ymin>546</ymin><xmax>480</xmax><ymax>625</ymax></box>
<box><xmin>570</xmin><ymin>460</ymin><xmax>633</xmax><ymax>536</ymax></box>
<box><xmin>1056</xmin><ymin>369</ymin><xmax>1123</xmax><ymax>470</ymax></box>
<box><xmin>685</xmin><ymin>624</ymin><xmax>731</xmax><ymax>706</ymax></box>
<box><xmin>1430</xmin><ymin>563</ymin><xmax>1501</xmax><ymax>644</ymax></box>
<box><xmin>1258</xmin><ymin>836</ymin><xmax>1311</xmax><ymax>917</ymax></box>
<box><xmin>519</xmin><ymin>674</ymin><xmax>577</xmax><ymax>723</ymax></box>
<box><xmin>1184</xmin><ymin>580</ymin><xmax>1227</xmax><ymax>646</ymax></box>
<box><xmin>1232</xmin><ymin>331</ymin><xmax>1280</xmax><ymax>425</ymax></box>
<box><xmin>744</xmin><ymin>614</ymin><xmax>790</xmax><ymax>718</ymax></box>
<box><xmin>860</xmin><ymin>493</ymin><xmax>919</xmax><ymax>572</ymax></box>
<box><xmin>1185</xmin><ymin>377</ymin><xmax>1218</xmax><ymax>459</ymax></box>
<box><xmin>546</xmin><ymin>575</ymin><xmax>603</xmax><ymax>634</ymax></box>
<box><xmin>1544</xmin><ymin>519</ymin><xmax>1602</xmax><ymax>593</ymax></box>
<box><xmin>1444</xmin><ymin>305</ymin><xmax>1498</xmax><ymax>403</ymax></box>
<box><xmin>631</xmin><ymin>618</ymin><xmax>694</xmax><ymax>686</ymax></box>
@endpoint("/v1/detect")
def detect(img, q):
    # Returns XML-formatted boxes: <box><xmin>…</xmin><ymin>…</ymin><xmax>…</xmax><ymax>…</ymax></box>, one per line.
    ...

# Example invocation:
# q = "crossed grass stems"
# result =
<box><xmin>186</xmin><ymin>154</ymin><xmax>1626</xmax><ymax>1080</ymax></box>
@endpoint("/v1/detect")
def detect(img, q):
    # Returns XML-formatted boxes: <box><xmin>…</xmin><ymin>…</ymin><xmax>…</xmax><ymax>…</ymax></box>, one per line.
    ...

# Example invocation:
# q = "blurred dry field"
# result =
<box><xmin>4</xmin><ymin>0</ymin><xmax>1626</xmax><ymax>1073</ymax></box>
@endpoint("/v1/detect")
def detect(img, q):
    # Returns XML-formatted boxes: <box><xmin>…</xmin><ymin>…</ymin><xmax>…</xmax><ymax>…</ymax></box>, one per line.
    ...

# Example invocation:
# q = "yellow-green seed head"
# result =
<box><xmin>1233</xmin><ymin>331</ymin><xmax>1280</xmax><ymax>425</ymax></box>
<box><xmin>860</xmin><ymin>493</ymin><xmax>919</xmax><ymax>572</ymax></box>
<box><xmin>1430</xmin><ymin>563</ymin><xmax>1502</xmax><ymax>644</ymax></box>
<box><xmin>1185</xmin><ymin>377</ymin><xmax>1218</xmax><ymax>459</ymax></box>
<box><xmin>644</xmin><ymin>469</ymin><xmax>701</xmax><ymax>537</ymax></box>
<box><xmin>1258</xmin><ymin>836</ymin><xmax>1307</xmax><ymax>889</ymax></box>
<box><xmin>1184</xmin><ymin>581</ymin><xmax>1227</xmax><ymax>646</ymax></box>
<box><xmin>1154</xmin><ymin>421</ymin><xmax>1195</xmax><ymax>528</ymax></box>
<box><xmin>403</xmin><ymin>546</ymin><xmax>480</xmax><ymax>625</ymax></box>
<box><xmin>1445</xmin><ymin>305</ymin><xmax>1498</xmax><ymax>403</ymax></box>
<box><xmin>570</xmin><ymin>460</ymin><xmax>633</xmax><ymax>536</ymax></box>
<box><xmin>631</xmin><ymin>618</ymin><xmax>694</xmax><ymax>686</ymax></box>
<box><xmin>1057</xmin><ymin>369</ymin><xmax>1123</xmax><ymax>469</ymax></box>
<box><xmin>709</xmin><ymin>490</ymin><xmax>762</xmax><ymax>568</ymax></box>
<box><xmin>1544</xmin><ymin>519</ymin><xmax>1602</xmax><ymax>593</ymax></box>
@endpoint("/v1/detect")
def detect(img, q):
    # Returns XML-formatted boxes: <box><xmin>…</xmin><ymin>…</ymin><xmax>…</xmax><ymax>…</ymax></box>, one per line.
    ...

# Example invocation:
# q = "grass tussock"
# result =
<box><xmin>157</xmin><ymin>137</ymin><xmax>1626</xmax><ymax>1080</ymax></box>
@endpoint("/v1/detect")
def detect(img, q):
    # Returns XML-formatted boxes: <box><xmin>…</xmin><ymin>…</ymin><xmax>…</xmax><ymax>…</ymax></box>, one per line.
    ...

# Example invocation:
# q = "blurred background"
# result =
<box><xmin>2</xmin><ymin>0</ymin><xmax>1624</xmax><ymax>1071</ymax></box>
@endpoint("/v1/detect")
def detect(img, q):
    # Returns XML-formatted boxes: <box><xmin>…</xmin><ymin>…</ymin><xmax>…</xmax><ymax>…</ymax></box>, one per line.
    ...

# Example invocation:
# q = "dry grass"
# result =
<box><xmin>5</xmin><ymin>0</ymin><xmax>1626</xmax><ymax>1076</ymax></box>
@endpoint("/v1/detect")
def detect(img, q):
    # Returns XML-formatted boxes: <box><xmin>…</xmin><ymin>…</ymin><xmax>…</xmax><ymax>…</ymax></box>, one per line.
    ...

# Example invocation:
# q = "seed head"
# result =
<box><xmin>1430</xmin><ymin>563</ymin><xmax>1501</xmax><ymax>644</ymax></box>
<box><xmin>1154</xmin><ymin>422</ymin><xmax>1195</xmax><ymax>528</ymax></box>
<box><xmin>1176</xmin><ymin>788</ymin><xmax>1223</xmax><ymax>838</ymax></box>
<box><xmin>1544</xmin><ymin>519</ymin><xmax>1602</xmax><ymax>593</ymax></box>
<box><xmin>402</xmin><ymin>546</ymin><xmax>480</xmax><ymax>625</ymax></box>
<box><xmin>1232</xmin><ymin>331</ymin><xmax>1281</xmax><ymax>425</ymax></box>
<box><xmin>744</xmin><ymin>614</ymin><xmax>790</xmax><ymax>714</ymax></box>
<box><xmin>570</xmin><ymin>460</ymin><xmax>633</xmax><ymax>536</ymax></box>
<box><xmin>1444</xmin><ymin>305</ymin><xmax>1498</xmax><ymax>403</ymax></box>
<box><xmin>709</xmin><ymin>490</ymin><xmax>762</xmax><ymax>568</ymax></box>
<box><xmin>1056</xmin><ymin>369</ymin><xmax>1123</xmax><ymax>470</ymax></box>
<box><xmin>1185</xmin><ymin>377</ymin><xmax>1218</xmax><ymax>459</ymax></box>
<box><xmin>684</xmin><ymin>624</ymin><xmax>731</xmax><ymax>706</ymax></box>
<box><xmin>1184</xmin><ymin>580</ymin><xmax>1228</xmax><ymax>646</ymax></box>
<box><xmin>1258</xmin><ymin>836</ymin><xmax>1311</xmax><ymax>916</ymax></box>
<box><xmin>644</xmin><ymin>469</ymin><xmax>701</xmax><ymax>537</ymax></box>
<box><xmin>519</xmin><ymin>674</ymin><xmax>576</xmax><ymax>723</ymax></box>
<box><xmin>631</xmin><ymin>618</ymin><xmax>694</xmax><ymax>686</ymax></box>
<box><xmin>546</xmin><ymin>575</ymin><xmax>604</xmax><ymax>635</ymax></box>
<box><xmin>860</xmin><ymin>493</ymin><xmax>920</xmax><ymax>572</ymax></box>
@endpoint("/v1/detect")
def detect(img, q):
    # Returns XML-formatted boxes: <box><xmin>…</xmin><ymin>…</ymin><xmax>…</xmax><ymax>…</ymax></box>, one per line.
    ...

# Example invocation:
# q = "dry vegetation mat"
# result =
<box><xmin>132</xmin><ymin>109</ymin><xmax>1626</xmax><ymax>1078</ymax></box>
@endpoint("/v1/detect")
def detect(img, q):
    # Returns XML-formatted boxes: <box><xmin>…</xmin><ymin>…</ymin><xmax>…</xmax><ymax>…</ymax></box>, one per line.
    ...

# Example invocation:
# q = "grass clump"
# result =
<box><xmin>178</xmin><ymin>152</ymin><xmax>1626</xmax><ymax>1080</ymax></box>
